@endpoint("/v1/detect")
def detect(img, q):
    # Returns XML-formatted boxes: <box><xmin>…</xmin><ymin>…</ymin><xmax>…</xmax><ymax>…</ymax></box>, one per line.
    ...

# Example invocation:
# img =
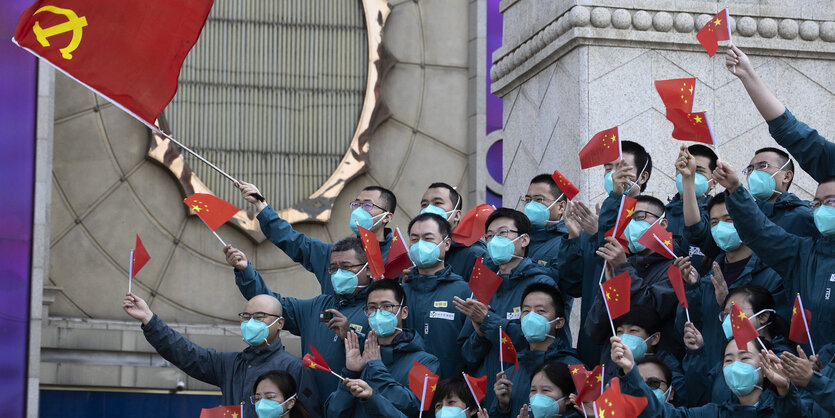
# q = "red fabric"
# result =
<box><xmin>184</xmin><ymin>193</ymin><xmax>239</xmax><ymax>231</ymax></box>
<box><xmin>576</xmin><ymin>365</ymin><xmax>604</xmax><ymax>402</ymax></box>
<box><xmin>666</xmin><ymin>109</ymin><xmax>715</xmax><ymax>145</ymax></box>
<box><xmin>612</xmin><ymin>196</ymin><xmax>637</xmax><ymax>239</ymax></box>
<box><xmin>604</xmin><ymin>226</ymin><xmax>630</xmax><ymax>255</ymax></box>
<box><xmin>384</xmin><ymin>227</ymin><xmax>411</xmax><ymax>279</ymax></box>
<box><xmin>579</xmin><ymin>126</ymin><xmax>621</xmax><ymax>169</ymax></box>
<box><xmin>655</xmin><ymin>78</ymin><xmax>697</xmax><ymax>112</ymax></box>
<box><xmin>789</xmin><ymin>295</ymin><xmax>812</xmax><ymax>344</ymax></box>
<box><xmin>594</xmin><ymin>378</ymin><xmax>648</xmax><ymax>418</ymax></box>
<box><xmin>601</xmin><ymin>272</ymin><xmax>631</xmax><ymax>320</ymax></box>
<box><xmin>730</xmin><ymin>303</ymin><xmax>760</xmax><ymax>351</ymax></box>
<box><xmin>302</xmin><ymin>344</ymin><xmax>332</xmax><ymax>373</ymax></box>
<box><xmin>451</xmin><ymin>204</ymin><xmax>494</xmax><ymax>246</ymax></box>
<box><xmin>408</xmin><ymin>361</ymin><xmax>439</xmax><ymax>410</ymax></box>
<box><xmin>637</xmin><ymin>223</ymin><xmax>675</xmax><ymax>259</ymax></box>
<box><xmin>199</xmin><ymin>405</ymin><xmax>242</xmax><ymax>418</ymax></box>
<box><xmin>14</xmin><ymin>0</ymin><xmax>213</xmax><ymax>127</ymax></box>
<box><xmin>131</xmin><ymin>234</ymin><xmax>150</xmax><ymax>279</ymax></box>
<box><xmin>468</xmin><ymin>258</ymin><xmax>503</xmax><ymax>304</ymax></box>
<box><xmin>358</xmin><ymin>225</ymin><xmax>385</xmax><ymax>280</ymax></box>
<box><xmin>696</xmin><ymin>9</ymin><xmax>731</xmax><ymax>57</ymax></box>
<box><xmin>463</xmin><ymin>373</ymin><xmax>487</xmax><ymax>403</ymax></box>
<box><xmin>667</xmin><ymin>264</ymin><xmax>688</xmax><ymax>309</ymax></box>
<box><xmin>551</xmin><ymin>170</ymin><xmax>580</xmax><ymax>200</ymax></box>
<box><xmin>500</xmin><ymin>328</ymin><xmax>519</xmax><ymax>372</ymax></box>
<box><xmin>568</xmin><ymin>364</ymin><xmax>590</xmax><ymax>393</ymax></box>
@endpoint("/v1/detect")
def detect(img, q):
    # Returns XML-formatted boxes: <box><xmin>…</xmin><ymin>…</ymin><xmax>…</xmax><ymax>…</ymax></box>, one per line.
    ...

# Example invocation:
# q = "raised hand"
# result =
<box><xmin>326</xmin><ymin>309</ymin><xmax>350</xmax><ymax>340</ymax></box>
<box><xmin>596</xmin><ymin>236</ymin><xmax>628</xmax><ymax>271</ymax></box>
<box><xmin>344</xmin><ymin>331</ymin><xmax>367</xmax><ymax>372</ymax></box>
<box><xmin>674</xmin><ymin>256</ymin><xmax>698</xmax><ymax>285</ymax></box>
<box><xmin>759</xmin><ymin>349</ymin><xmax>789</xmax><ymax>396</ymax></box>
<box><xmin>236</xmin><ymin>181</ymin><xmax>268</xmax><ymax>210</ymax></box>
<box><xmin>611</xmin><ymin>160</ymin><xmax>633</xmax><ymax>195</ymax></box>
<box><xmin>570</xmin><ymin>394</ymin><xmax>595</xmax><ymax>417</ymax></box>
<box><xmin>123</xmin><ymin>293</ymin><xmax>154</xmax><ymax>325</ymax></box>
<box><xmin>573</xmin><ymin>201</ymin><xmax>599</xmax><ymax>235</ymax></box>
<box><xmin>516</xmin><ymin>404</ymin><xmax>529</xmax><ymax>418</ymax></box>
<box><xmin>709</xmin><ymin>262</ymin><xmax>729</xmax><ymax>307</ymax></box>
<box><xmin>712</xmin><ymin>161</ymin><xmax>741</xmax><ymax>193</ymax></box>
<box><xmin>780</xmin><ymin>347</ymin><xmax>814</xmax><ymax>387</ymax></box>
<box><xmin>362</xmin><ymin>330</ymin><xmax>382</xmax><ymax>363</ymax></box>
<box><xmin>495</xmin><ymin>371</ymin><xmax>513</xmax><ymax>411</ymax></box>
<box><xmin>683</xmin><ymin>322</ymin><xmax>704</xmax><ymax>351</ymax></box>
<box><xmin>726</xmin><ymin>44</ymin><xmax>755</xmax><ymax>80</ymax></box>
<box><xmin>675</xmin><ymin>145</ymin><xmax>696</xmax><ymax>178</ymax></box>
<box><xmin>344</xmin><ymin>378</ymin><xmax>373</xmax><ymax>400</ymax></box>
<box><xmin>223</xmin><ymin>245</ymin><xmax>248</xmax><ymax>270</ymax></box>
<box><xmin>563</xmin><ymin>203</ymin><xmax>582</xmax><ymax>239</ymax></box>
<box><xmin>610</xmin><ymin>335</ymin><xmax>634</xmax><ymax>373</ymax></box>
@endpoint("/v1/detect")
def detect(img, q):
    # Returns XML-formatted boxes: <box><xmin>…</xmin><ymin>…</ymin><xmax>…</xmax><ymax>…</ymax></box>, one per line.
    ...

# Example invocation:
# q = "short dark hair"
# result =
<box><xmin>754</xmin><ymin>147</ymin><xmax>795</xmax><ymax>190</ymax></box>
<box><xmin>821</xmin><ymin>175</ymin><xmax>835</xmax><ymax>186</ymax></box>
<box><xmin>636</xmin><ymin>195</ymin><xmax>666</xmax><ymax>218</ymax></box>
<box><xmin>408</xmin><ymin>213</ymin><xmax>452</xmax><ymax>238</ymax></box>
<box><xmin>530</xmin><ymin>174</ymin><xmax>563</xmax><ymax>201</ymax></box>
<box><xmin>622</xmin><ymin>141</ymin><xmax>653</xmax><ymax>192</ymax></box>
<box><xmin>362</xmin><ymin>185</ymin><xmax>397</xmax><ymax>214</ymax></box>
<box><xmin>428</xmin><ymin>182</ymin><xmax>462</xmax><ymax>211</ymax></box>
<box><xmin>688</xmin><ymin>144</ymin><xmax>718</xmax><ymax>172</ymax></box>
<box><xmin>706</xmin><ymin>192</ymin><xmax>727</xmax><ymax>215</ymax></box>
<box><xmin>252</xmin><ymin>370</ymin><xmax>310</xmax><ymax>418</ymax></box>
<box><xmin>486</xmin><ymin>208</ymin><xmax>531</xmax><ymax>236</ymax></box>
<box><xmin>530</xmin><ymin>361</ymin><xmax>575</xmax><ymax>396</ymax></box>
<box><xmin>522</xmin><ymin>283</ymin><xmax>566</xmax><ymax>318</ymax></box>
<box><xmin>332</xmin><ymin>237</ymin><xmax>367</xmax><ymax>263</ymax></box>
<box><xmin>431</xmin><ymin>377</ymin><xmax>479</xmax><ymax>413</ymax></box>
<box><xmin>723</xmin><ymin>284</ymin><xmax>789</xmax><ymax>341</ymax></box>
<box><xmin>366</xmin><ymin>278</ymin><xmax>407</xmax><ymax>306</ymax></box>
<box><xmin>613</xmin><ymin>305</ymin><xmax>661</xmax><ymax>335</ymax></box>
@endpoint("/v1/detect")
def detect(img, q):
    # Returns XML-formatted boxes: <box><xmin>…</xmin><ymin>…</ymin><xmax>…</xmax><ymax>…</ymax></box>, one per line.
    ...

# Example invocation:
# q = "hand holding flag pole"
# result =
<box><xmin>793</xmin><ymin>294</ymin><xmax>816</xmax><ymax>356</ymax></box>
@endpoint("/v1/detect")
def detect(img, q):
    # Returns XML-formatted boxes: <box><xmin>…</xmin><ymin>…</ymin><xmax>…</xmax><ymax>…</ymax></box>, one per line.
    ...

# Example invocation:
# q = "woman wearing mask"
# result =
<box><xmin>251</xmin><ymin>370</ymin><xmax>309</xmax><ymax>418</ymax></box>
<box><xmin>502</xmin><ymin>361</ymin><xmax>579</xmax><ymax>418</ymax></box>
<box><xmin>430</xmin><ymin>377</ymin><xmax>489</xmax><ymax>418</ymax></box>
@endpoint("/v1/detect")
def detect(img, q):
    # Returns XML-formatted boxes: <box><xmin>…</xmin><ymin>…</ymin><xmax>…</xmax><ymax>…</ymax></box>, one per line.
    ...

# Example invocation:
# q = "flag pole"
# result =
<box><xmin>652</xmin><ymin>235</ymin><xmax>677</xmax><ymax>259</ymax></box>
<box><xmin>419</xmin><ymin>375</ymin><xmax>428</xmax><ymax>418</ymax></box>
<box><xmin>797</xmin><ymin>294</ymin><xmax>816</xmax><ymax>356</ymax></box>
<box><xmin>756</xmin><ymin>337</ymin><xmax>768</xmax><ymax>352</ymax></box>
<box><xmin>685</xmin><ymin>307</ymin><xmax>691</xmax><ymax>323</ymax></box>
<box><xmin>462</xmin><ymin>373</ymin><xmax>482</xmax><ymax>410</ymax></box>
<box><xmin>598</xmin><ymin>260</ymin><xmax>607</xmax><ymax>284</ymax></box>
<box><xmin>128</xmin><ymin>250</ymin><xmax>134</xmax><ymax>294</ymax></box>
<box><xmin>330</xmin><ymin>370</ymin><xmax>345</xmax><ymax>381</ymax></box>
<box><xmin>600</xmin><ymin>364</ymin><xmax>605</xmax><ymax>395</ymax></box>
<box><xmin>499</xmin><ymin>326</ymin><xmax>504</xmax><ymax>373</ymax></box>
<box><xmin>196</xmin><ymin>216</ymin><xmax>228</xmax><ymax>246</ymax></box>
<box><xmin>599</xmin><ymin>284</ymin><xmax>617</xmax><ymax>337</ymax></box>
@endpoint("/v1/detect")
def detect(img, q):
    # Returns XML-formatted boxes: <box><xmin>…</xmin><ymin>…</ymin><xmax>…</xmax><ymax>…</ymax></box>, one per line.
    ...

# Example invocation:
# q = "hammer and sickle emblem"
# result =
<box><xmin>32</xmin><ymin>5</ymin><xmax>87</xmax><ymax>60</ymax></box>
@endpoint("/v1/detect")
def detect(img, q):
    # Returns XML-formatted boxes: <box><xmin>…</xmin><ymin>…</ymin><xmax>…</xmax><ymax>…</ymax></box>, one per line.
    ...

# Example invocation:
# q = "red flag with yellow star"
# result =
<box><xmin>463</xmin><ymin>373</ymin><xmax>487</xmax><ymax>403</ymax></box>
<box><xmin>579</xmin><ymin>126</ymin><xmax>621</xmax><ymax>169</ymax></box>
<box><xmin>199</xmin><ymin>404</ymin><xmax>242</xmax><ymax>418</ymax></box>
<box><xmin>451</xmin><ymin>204</ymin><xmax>495</xmax><ymax>246</ymax></box>
<box><xmin>384</xmin><ymin>227</ymin><xmax>412</xmax><ymax>279</ymax></box>
<box><xmin>499</xmin><ymin>327</ymin><xmax>518</xmax><ymax>373</ymax></box>
<box><xmin>358</xmin><ymin>225</ymin><xmax>385</xmax><ymax>279</ymax></box>
<box><xmin>576</xmin><ymin>365</ymin><xmax>604</xmax><ymax>402</ymax></box>
<box><xmin>408</xmin><ymin>361</ymin><xmax>439</xmax><ymax>411</ymax></box>
<box><xmin>469</xmin><ymin>257</ymin><xmax>503</xmax><ymax>304</ymax></box>
<box><xmin>655</xmin><ymin>78</ymin><xmax>697</xmax><ymax>112</ymax></box>
<box><xmin>696</xmin><ymin>8</ymin><xmax>732</xmax><ymax>57</ymax></box>
<box><xmin>601</xmin><ymin>272</ymin><xmax>631</xmax><ymax>320</ymax></box>
<box><xmin>789</xmin><ymin>294</ymin><xmax>813</xmax><ymax>345</ymax></box>
<box><xmin>730</xmin><ymin>303</ymin><xmax>759</xmax><ymax>351</ymax></box>
<box><xmin>666</xmin><ymin>109</ymin><xmax>716</xmax><ymax>146</ymax></box>
<box><xmin>568</xmin><ymin>364</ymin><xmax>590</xmax><ymax>392</ymax></box>
<box><xmin>637</xmin><ymin>222</ymin><xmax>676</xmax><ymax>259</ymax></box>
<box><xmin>612</xmin><ymin>196</ymin><xmax>637</xmax><ymax>239</ymax></box>
<box><xmin>551</xmin><ymin>170</ymin><xmax>580</xmax><ymax>200</ymax></box>
<box><xmin>183</xmin><ymin>193</ymin><xmax>238</xmax><ymax>231</ymax></box>
<box><xmin>302</xmin><ymin>344</ymin><xmax>332</xmax><ymax>373</ymax></box>
<box><xmin>593</xmin><ymin>377</ymin><xmax>648</xmax><ymax>418</ymax></box>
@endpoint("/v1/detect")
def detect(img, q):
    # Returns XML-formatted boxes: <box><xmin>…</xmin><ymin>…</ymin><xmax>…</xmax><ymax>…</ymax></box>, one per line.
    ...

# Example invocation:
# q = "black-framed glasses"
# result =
<box><xmin>809</xmin><ymin>197</ymin><xmax>835</xmax><ymax>210</ymax></box>
<box><xmin>238</xmin><ymin>312</ymin><xmax>281</xmax><ymax>321</ymax></box>
<box><xmin>631</xmin><ymin>211</ymin><xmax>661</xmax><ymax>222</ymax></box>
<box><xmin>350</xmin><ymin>201</ymin><xmax>387</xmax><ymax>212</ymax></box>
<box><xmin>484</xmin><ymin>228</ymin><xmax>519</xmax><ymax>241</ymax></box>
<box><xmin>328</xmin><ymin>263</ymin><xmax>366</xmax><ymax>275</ymax></box>
<box><xmin>644</xmin><ymin>377</ymin><xmax>668</xmax><ymax>390</ymax></box>
<box><xmin>363</xmin><ymin>304</ymin><xmax>402</xmax><ymax>316</ymax></box>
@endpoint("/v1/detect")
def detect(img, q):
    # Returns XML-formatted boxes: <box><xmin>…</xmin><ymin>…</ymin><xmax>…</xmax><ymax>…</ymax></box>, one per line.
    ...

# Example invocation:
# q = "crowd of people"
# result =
<box><xmin>121</xmin><ymin>46</ymin><xmax>834</xmax><ymax>417</ymax></box>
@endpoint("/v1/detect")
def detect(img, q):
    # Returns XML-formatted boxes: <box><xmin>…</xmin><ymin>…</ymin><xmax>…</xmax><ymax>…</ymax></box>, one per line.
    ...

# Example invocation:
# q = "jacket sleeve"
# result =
<box><xmin>459</xmin><ymin>319</ymin><xmax>490</xmax><ymax>370</ymax></box>
<box><xmin>234</xmin><ymin>263</ymin><xmax>306</xmax><ymax>335</ymax></box>
<box><xmin>323</xmin><ymin>385</ymin><xmax>358</xmax><ymax>418</ymax></box>
<box><xmin>557</xmin><ymin>236</ymin><xmax>586</xmax><ymax>284</ymax></box>
<box><xmin>257</xmin><ymin>205</ymin><xmax>332</xmax><ymax>288</ymax></box>
<box><xmin>284</xmin><ymin>354</ymin><xmax>323</xmax><ymax>418</ymax></box>
<box><xmin>768</xmin><ymin>108</ymin><xmax>835</xmax><ymax>182</ymax></box>
<box><xmin>618</xmin><ymin>366</ymin><xmax>689</xmax><ymax>418</ymax></box>
<box><xmin>141</xmin><ymin>315</ymin><xmax>228</xmax><ymax>386</ymax></box>
<box><xmin>774</xmin><ymin>385</ymin><xmax>810</xmax><ymax>418</ymax></box>
<box><xmin>362</xmin><ymin>359</ymin><xmax>420</xmax><ymax>417</ymax></box>
<box><xmin>682</xmin><ymin>214</ymin><xmax>721</xmax><ymax>261</ymax></box>
<box><xmin>359</xmin><ymin>393</ymin><xmax>408</xmax><ymax>418</ymax></box>
<box><xmin>681</xmin><ymin>345</ymin><xmax>713</xmax><ymax>407</ymax></box>
<box><xmin>597</xmin><ymin>192</ymin><xmax>623</xmax><ymax>237</ymax></box>
<box><xmin>805</xmin><ymin>371</ymin><xmax>835</xmax><ymax>415</ymax></box>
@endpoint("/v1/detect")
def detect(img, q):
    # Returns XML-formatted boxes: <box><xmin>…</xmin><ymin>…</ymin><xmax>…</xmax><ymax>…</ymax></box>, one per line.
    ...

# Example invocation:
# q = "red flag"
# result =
<box><xmin>730</xmin><ymin>303</ymin><xmax>759</xmax><ymax>351</ymax></box>
<box><xmin>408</xmin><ymin>361</ymin><xmax>440</xmax><ymax>411</ymax></box>
<box><xmin>358</xmin><ymin>225</ymin><xmax>385</xmax><ymax>279</ymax></box>
<box><xmin>612</xmin><ymin>196</ymin><xmax>637</xmax><ymax>239</ymax></box>
<box><xmin>666</xmin><ymin>109</ymin><xmax>716</xmax><ymax>146</ymax></box>
<box><xmin>463</xmin><ymin>373</ymin><xmax>487</xmax><ymax>403</ymax></box>
<box><xmin>199</xmin><ymin>405</ymin><xmax>242</xmax><ymax>418</ymax></box>
<box><xmin>384</xmin><ymin>227</ymin><xmax>412</xmax><ymax>279</ymax></box>
<box><xmin>637</xmin><ymin>223</ymin><xmax>676</xmax><ymax>259</ymax></box>
<box><xmin>131</xmin><ymin>234</ymin><xmax>150</xmax><ymax>279</ymax></box>
<box><xmin>789</xmin><ymin>295</ymin><xmax>813</xmax><ymax>345</ymax></box>
<box><xmin>604</xmin><ymin>226</ymin><xmax>630</xmax><ymax>254</ymax></box>
<box><xmin>655</xmin><ymin>78</ymin><xmax>697</xmax><ymax>113</ymax></box>
<box><xmin>696</xmin><ymin>9</ymin><xmax>732</xmax><ymax>57</ymax></box>
<box><xmin>593</xmin><ymin>377</ymin><xmax>648</xmax><ymax>418</ymax></box>
<box><xmin>551</xmin><ymin>170</ymin><xmax>580</xmax><ymax>200</ymax></box>
<box><xmin>500</xmin><ymin>328</ymin><xmax>519</xmax><ymax>372</ymax></box>
<box><xmin>579</xmin><ymin>126</ymin><xmax>621</xmax><ymax>169</ymax></box>
<box><xmin>469</xmin><ymin>258</ymin><xmax>503</xmax><ymax>303</ymax></box>
<box><xmin>667</xmin><ymin>264</ymin><xmax>688</xmax><ymax>309</ymax></box>
<box><xmin>451</xmin><ymin>204</ymin><xmax>495</xmax><ymax>246</ymax></box>
<box><xmin>601</xmin><ymin>272</ymin><xmax>631</xmax><ymax>320</ymax></box>
<box><xmin>13</xmin><ymin>0</ymin><xmax>213</xmax><ymax>128</ymax></box>
<box><xmin>576</xmin><ymin>365</ymin><xmax>604</xmax><ymax>402</ymax></box>
<box><xmin>568</xmin><ymin>364</ymin><xmax>590</xmax><ymax>393</ymax></box>
<box><xmin>302</xmin><ymin>344</ymin><xmax>332</xmax><ymax>373</ymax></box>
<box><xmin>184</xmin><ymin>193</ymin><xmax>238</xmax><ymax>231</ymax></box>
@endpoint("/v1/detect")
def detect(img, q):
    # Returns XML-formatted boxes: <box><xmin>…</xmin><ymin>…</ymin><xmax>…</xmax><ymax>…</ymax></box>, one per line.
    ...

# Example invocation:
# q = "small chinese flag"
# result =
<box><xmin>604</xmin><ymin>226</ymin><xmax>630</xmax><ymax>254</ymax></box>
<box><xmin>568</xmin><ymin>364</ymin><xmax>590</xmax><ymax>393</ymax></box>
<box><xmin>655</xmin><ymin>78</ymin><xmax>697</xmax><ymax>113</ymax></box>
<box><xmin>451</xmin><ymin>204</ymin><xmax>495</xmax><ymax>247</ymax></box>
<box><xmin>593</xmin><ymin>377</ymin><xmax>648</xmax><ymax>418</ymax></box>
<box><xmin>667</xmin><ymin>264</ymin><xmax>688</xmax><ymax>309</ymax></box>
<box><xmin>408</xmin><ymin>361</ymin><xmax>440</xmax><ymax>411</ymax></box>
<box><xmin>500</xmin><ymin>327</ymin><xmax>519</xmax><ymax>372</ymax></box>
<box><xmin>551</xmin><ymin>170</ymin><xmax>580</xmax><ymax>200</ymax></box>
<box><xmin>730</xmin><ymin>303</ymin><xmax>759</xmax><ymax>351</ymax></box>
<box><xmin>612</xmin><ymin>196</ymin><xmax>637</xmax><ymax>239</ymax></box>
<box><xmin>576</xmin><ymin>365</ymin><xmax>604</xmax><ymax>402</ymax></box>
<box><xmin>469</xmin><ymin>258</ymin><xmax>503</xmax><ymax>304</ymax></box>
<box><xmin>696</xmin><ymin>8</ymin><xmax>732</xmax><ymax>57</ymax></box>
<box><xmin>183</xmin><ymin>193</ymin><xmax>238</xmax><ymax>231</ymax></box>
<box><xmin>666</xmin><ymin>109</ymin><xmax>716</xmax><ymax>146</ymax></box>
<box><xmin>636</xmin><ymin>223</ymin><xmax>676</xmax><ymax>259</ymax></box>
<box><xmin>579</xmin><ymin>126</ymin><xmax>621</xmax><ymax>169</ymax></box>
<box><xmin>789</xmin><ymin>294</ymin><xmax>812</xmax><ymax>345</ymax></box>
<box><xmin>384</xmin><ymin>227</ymin><xmax>412</xmax><ymax>279</ymax></box>
<box><xmin>463</xmin><ymin>373</ymin><xmax>487</xmax><ymax>403</ymax></box>
<box><xmin>302</xmin><ymin>344</ymin><xmax>332</xmax><ymax>373</ymax></box>
<box><xmin>131</xmin><ymin>234</ymin><xmax>150</xmax><ymax>279</ymax></box>
<box><xmin>199</xmin><ymin>405</ymin><xmax>242</xmax><ymax>418</ymax></box>
<box><xmin>358</xmin><ymin>225</ymin><xmax>385</xmax><ymax>279</ymax></box>
<box><xmin>601</xmin><ymin>272</ymin><xmax>631</xmax><ymax>320</ymax></box>
<box><xmin>13</xmin><ymin>0</ymin><xmax>214</xmax><ymax>128</ymax></box>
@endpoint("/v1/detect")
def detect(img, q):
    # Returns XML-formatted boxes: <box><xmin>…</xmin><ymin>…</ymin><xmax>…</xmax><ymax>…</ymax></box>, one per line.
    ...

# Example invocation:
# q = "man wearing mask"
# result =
<box><xmin>122</xmin><ymin>293</ymin><xmax>320</xmax><ymax>418</ymax></box>
<box><xmin>236</xmin><ymin>182</ymin><xmax>396</xmax><ymax>295</ymax></box>
<box><xmin>225</xmin><ymin>237</ymin><xmax>371</xmax><ymax>398</ymax></box>
<box><xmin>402</xmin><ymin>212</ymin><xmax>470</xmax><ymax>379</ymax></box>
<box><xmin>419</xmin><ymin>182</ymin><xmax>488</xmax><ymax>281</ymax></box>
<box><xmin>602</xmin><ymin>141</ymin><xmax>653</xmax><ymax>198</ymax></box>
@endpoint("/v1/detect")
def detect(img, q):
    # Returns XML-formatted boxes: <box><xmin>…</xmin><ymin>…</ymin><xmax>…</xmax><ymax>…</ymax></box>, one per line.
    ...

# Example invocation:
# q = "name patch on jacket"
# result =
<box><xmin>536</xmin><ymin>260</ymin><xmax>549</xmax><ymax>266</ymax></box>
<box><xmin>434</xmin><ymin>301</ymin><xmax>448</xmax><ymax>308</ymax></box>
<box><xmin>349</xmin><ymin>324</ymin><xmax>363</xmax><ymax>333</ymax></box>
<box><xmin>430</xmin><ymin>311</ymin><xmax>455</xmax><ymax>320</ymax></box>
<box><xmin>506</xmin><ymin>306</ymin><xmax>521</xmax><ymax>320</ymax></box>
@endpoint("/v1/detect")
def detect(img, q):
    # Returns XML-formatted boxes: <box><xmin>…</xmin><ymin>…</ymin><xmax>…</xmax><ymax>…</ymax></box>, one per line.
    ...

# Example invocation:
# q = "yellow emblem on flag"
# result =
<box><xmin>32</xmin><ymin>6</ymin><xmax>88</xmax><ymax>60</ymax></box>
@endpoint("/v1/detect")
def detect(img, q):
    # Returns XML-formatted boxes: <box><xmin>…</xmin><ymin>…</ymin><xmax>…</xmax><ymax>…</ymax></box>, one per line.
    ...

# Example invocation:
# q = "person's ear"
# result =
<box><xmin>450</xmin><ymin>209</ymin><xmax>462</xmax><ymax>226</ymax></box>
<box><xmin>553</xmin><ymin>317</ymin><xmax>566</xmax><ymax>330</ymax></box>
<box><xmin>400</xmin><ymin>305</ymin><xmax>409</xmax><ymax>321</ymax></box>
<box><xmin>276</xmin><ymin>317</ymin><xmax>285</xmax><ymax>331</ymax></box>
<box><xmin>781</xmin><ymin>170</ymin><xmax>794</xmax><ymax>190</ymax></box>
<box><xmin>639</xmin><ymin>170</ymin><xmax>650</xmax><ymax>185</ymax></box>
<box><xmin>647</xmin><ymin>332</ymin><xmax>661</xmax><ymax>347</ymax></box>
<box><xmin>286</xmin><ymin>397</ymin><xmax>296</xmax><ymax>411</ymax></box>
<box><xmin>518</xmin><ymin>234</ymin><xmax>531</xmax><ymax>250</ymax></box>
<box><xmin>441</xmin><ymin>236</ymin><xmax>451</xmax><ymax>252</ymax></box>
<box><xmin>660</xmin><ymin>218</ymin><xmax>668</xmax><ymax>229</ymax></box>
<box><xmin>555</xmin><ymin>200</ymin><xmax>568</xmax><ymax>218</ymax></box>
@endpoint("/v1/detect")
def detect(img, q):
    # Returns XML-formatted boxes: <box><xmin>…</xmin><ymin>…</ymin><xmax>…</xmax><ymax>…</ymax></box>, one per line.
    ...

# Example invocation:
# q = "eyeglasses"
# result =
<box><xmin>741</xmin><ymin>161</ymin><xmax>785</xmax><ymax>176</ymax></box>
<box><xmin>644</xmin><ymin>377</ymin><xmax>668</xmax><ymax>390</ymax></box>
<box><xmin>484</xmin><ymin>228</ymin><xmax>519</xmax><ymax>241</ymax></box>
<box><xmin>350</xmin><ymin>201</ymin><xmax>387</xmax><ymax>212</ymax></box>
<box><xmin>250</xmin><ymin>393</ymin><xmax>281</xmax><ymax>405</ymax></box>
<box><xmin>238</xmin><ymin>312</ymin><xmax>281</xmax><ymax>321</ymax></box>
<box><xmin>809</xmin><ymin>197</ymin><xmax>835</xmax><ymax>210</ymax></box>
<box><xmin>363</xmin><ymin>303</ymin><xmax>402</xmax><ymax>316</ymax></box>
<box><xmin>328</xmin><ymin>263</ymin><xmax>366</xmax><ymax>274</ymax></box>
<box><xmin>520</xmin><ymin>196</ymin><xmax>556</xmax><ymax>205</ymax></box>
<box><xmin>631</xmin><ymin>211</ymin><xmax>661</xmax><ymax>222</ymax></box>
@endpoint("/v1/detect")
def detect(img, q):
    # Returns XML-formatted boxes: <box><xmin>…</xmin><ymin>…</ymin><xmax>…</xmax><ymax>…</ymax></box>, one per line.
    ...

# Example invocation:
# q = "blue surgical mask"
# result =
<box><xmin>420</xmin><ymin>204</ymin><xmax>453</xmax><ymax>220</ymax></box>
<box><xmin>620</xmin><ymin>333</ymin><xmax>652</xmax><ymax>361</ymax></box>
<box><xmin>409</xmin><ymin>238</ymin><xmax>445</xmax><ymax>268</ymax></box>
<box><xmin>487</xmin><ymin>234</ymin><xmax>524</xmax><ymax>265</ymax></box>
<box><xmin>676</xmin><ymin>173</ymin><xmax>710</xmax><ymax>198</ymax></box>
<box><xmin>722</xmin><ymin>315</ymin><xmax>733</xmax><ymax>339</ymax></box>
<box><xmin>368</xmin><ymin>305</ymin><xmax>401</xmax><ymax>337</ymax></box>
<box><xmin>255</xmin><ymin>395</ymin><xmax>296</xmax><ymax>418</ymax></box>
<box><xmin>723</xmin><ymin>361</ymin><xmax>761</xmax><ymax>396</ymax></box>
<box><xmin>241</xmin><ymin>317</ymin><xmax>280</xmax><ymax>346</ymax></box>
<box><xmin>747</xmin><ymin>170</ymin><xmax>778</xmax><ymax>201</ymax></box>
<box><xmin>525</xmin><ymin>200</ymin><xmax>558</xmax><ymax>228</ymax></box>
<box><xmin>814</xmin><ymin>205</ymin><xmax>835</xmax><ymax>237</ymax></box>
<box><xmin>349</xmin><ymin>207</ymin><xmax>387</xmax><ymax>235</ymax></box>
<box><xmin>331</xmin><ymin>264</ymin><xmax>367</xmax><ymax>295</ymax></box>
<box><xmin>711</xmin><ymin>221</ymin><xmax>742</xmax><ymax>252</ymax></box>
<box><xmin>624</xmin><ymin>219</ymin><xmax>651</xmax><ymax>254</ymax></box>
<box><xmin>604</xmin><ymin>171</ymin><xmax>614</xmax><ymax>194</ymax></box>
<box><xmin>521</xmin><ymin>312</ymin><xmax>559</xmax><ymax>343</ymax></box>
<box><xmin>529</xmin><ymin>394</ymin><xmax>565</xmax><ymax>418</ymax></box>
<box><xmin>436</xmin><ymin>406</ymin><xmax>468</xmax><ymax>418</ymax></box>
<box><xmin>652</xmin><ymin>387</ymin><xmax>671</xmax><ymax>404</ymax></box>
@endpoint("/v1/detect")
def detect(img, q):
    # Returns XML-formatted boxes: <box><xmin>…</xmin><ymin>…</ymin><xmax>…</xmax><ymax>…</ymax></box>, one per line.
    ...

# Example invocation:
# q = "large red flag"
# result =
<box><xmin>499</xmin><ymin>327</ymin><xmax>519</xmax><ymax>373</ymax></box>
<box><xmin>302</xmin><ymin>344</ymin><xmax>332</xmax><ymax>373</ymax></box>
<box><xmin>13</xmin><ymin>0</ymin><xmax>213</xmax><ymax>128</ymax></box>
<box><xmin>551</xmin><ymin>170</ymin><xmax>580</xmax><ymax>200</ymax></box>
<box><xmin>667</xmin><ymin>264</ymin><xmax>688</xmax><ymax>309</ymax></box>
<box><xmin>408</xmin><ymin>361</ymin><xmax>440</xmax><ymax>411</ymax></box>
<box><xmin>655</xmin><ymin>78</ymin><xmax>697</xmax><ymax>112</ymax></box>
<box><xmin>131</xmin><ymin>234</ymin><xmax>150</xmax><ymax>279</ymax></box>
<box><xmin>358</xmin><ymin>225</ymin><xmax>385</xmax><ymax>279</ymax></box>
<box><xmin>579</xmin><ymin>126</ymin><xmax>621</xmax><ymax>169</ymax></box>
<box><xmin>730</xmin><ymin>303</ymin><xmax>759</xmax><ymax>351</ymax></box>
<box><xmin>696</xmin><ymin>9</ymin><xmax>732</xmax><ymax>57</ymax></box>
<box><xmin>637</xmin><ymin>223</ymin><xmax>676</xmax><ymax>259</ymax></box>
<box><xmin>789</xmin><ymin>294</ymin><xmax>813</xmax><ymax>345</ymax></box>
<box><xmin>469</xmin><ymin>258</ymin><xmax>503</xmax><ymax>304</ymax></box>
<box><xmin>666</xmin><ymin>109</ymin><xmax>716</xmax><ymax>146</ymax></box>
<box><xmin>601</xmin><ymin>272</ymin><xmax>631</xmax><ymax>320</ymax></box>
<box><xmin>568</xmin><ymin>364</ymin><xmax>590</xmax><ymax>393</ymax></box>
<box><xmin>576</xmin><ymin>365</ymin><xmax>604</xmax><ymax>402</ymax></box>
<box><xmin>199</xmin><ymin>405</ymin><xmax>242</xmax><ymax>418</ymax></box>
<box><xmin>384</xmin><ymin>227</ymin><xmax>412</xmax><ymax>279</ymax></box>
<box><xmin>184</xmin><ymin>193</ymin><xmax>239</xmax><ymax>231</ymax></box>
<box><xmin>593</xmin><ymin>377</ymin><xmax>648</xmax><ymax>418</ymax></box>
<box><xmin>451</xmin><ymin>204</ymin><xmax>495</xmax><ymax>246</ymax></box>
